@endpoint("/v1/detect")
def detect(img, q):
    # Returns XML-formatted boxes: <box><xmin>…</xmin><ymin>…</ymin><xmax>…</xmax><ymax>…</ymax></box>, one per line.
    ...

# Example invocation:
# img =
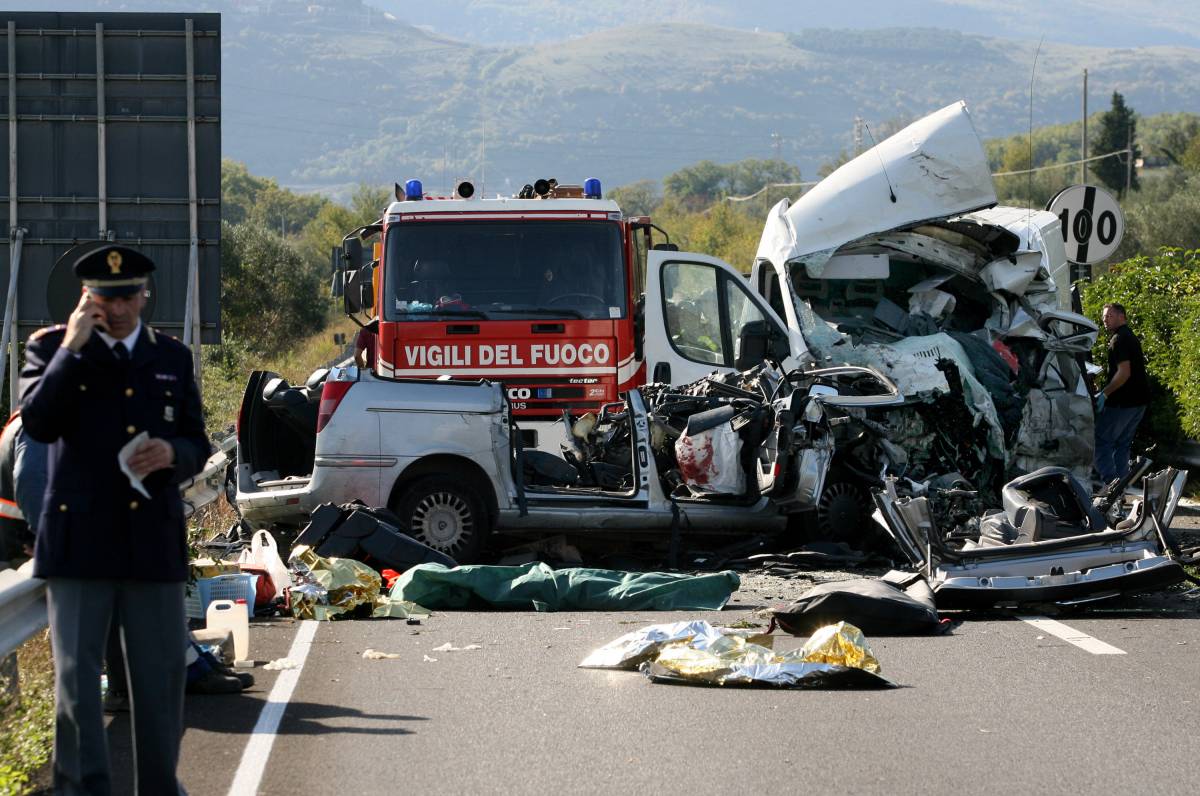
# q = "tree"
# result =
<box><xmin>1181</xmin><ymin>130</ymin><xmax>1200</xmax><ymax>173</ymax></box>
<box><xmin>663</xmin><ymin>159</ymin><xmax>800</xmax><ymax>210</ymax></box>
<box><xmin>299</xmin><ymin>183</ymin><xmax>392</xmax><ymax>276</ymax></box>
<box><xmin>1092</xmin><ymin>92</ymin><xmax>1141</xmax><ymax>197</ymax></box>
<box><xmin>221</xmin><ymin>158</ymin><xmax>327</xmax><ymax>234</ymax></box>
<box><xmin>220</xmin><ymin>222</ymin><xmax>326</xmax><ymax>355</ymax></box>
<box><xmin>817</xmin><ymin>150</ymin><xmax>850</xmax><ymax>179</ymax></box>
<box><xmin>608</xmin><ymin>180</ymin><xmax>661</xmax><ymax>216</ymax></box>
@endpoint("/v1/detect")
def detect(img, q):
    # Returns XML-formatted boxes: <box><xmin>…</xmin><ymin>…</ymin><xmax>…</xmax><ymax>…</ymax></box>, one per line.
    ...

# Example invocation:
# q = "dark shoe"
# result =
<box><xmin>103</xmin><ymin>689</ymin><xmax>129</xmax><ymax>714</ymax></box>
<box><xmin>186</xmin><ymin>668</ymin><xmax>244</xmax><ymax>695</ymax></box>
<box><xmin>204</xmin><ymin>651</ymin><xmax>255</xmax><ymax>689</ymax></box>
<box><xmin>215</xmin><ymin>663</ymin><xmax>254</xmax><ymax>689</ymax></box>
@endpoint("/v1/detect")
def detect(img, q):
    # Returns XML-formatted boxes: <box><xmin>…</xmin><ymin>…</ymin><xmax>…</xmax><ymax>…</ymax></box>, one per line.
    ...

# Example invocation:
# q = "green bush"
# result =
<box><xmin>1080</xmin><ymin>248</ymin><xmax>1200</xmax><ymax>443</ymax></box>
<box><xmin>220</xmin><ymin>222</ymin><xmax>328</xmax><ymax>356</ymax></box>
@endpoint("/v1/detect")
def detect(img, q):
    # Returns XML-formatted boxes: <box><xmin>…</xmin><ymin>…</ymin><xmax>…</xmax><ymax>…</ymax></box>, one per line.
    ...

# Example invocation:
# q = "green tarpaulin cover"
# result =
<box><xmin>390</xmin><ymin>562</ymin><xmax>740</xmax><ymax>612</ymax></box>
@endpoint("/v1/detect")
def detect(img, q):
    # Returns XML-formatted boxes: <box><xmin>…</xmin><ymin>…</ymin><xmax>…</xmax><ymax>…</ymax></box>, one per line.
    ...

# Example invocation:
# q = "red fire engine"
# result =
<box><xmin>341</xmin><ymin>177</ymin><xmax>663</xmax><ymax>424</ymax></box>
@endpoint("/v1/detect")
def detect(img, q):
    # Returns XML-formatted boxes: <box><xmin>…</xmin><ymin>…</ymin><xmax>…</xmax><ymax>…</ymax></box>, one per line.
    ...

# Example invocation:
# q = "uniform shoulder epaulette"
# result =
<box><xmin>28</xmin><ymin>324</ymin><xmax>66</xmax><ymax>342</ymax></box>
<box><xmin>145</xmin><ymin>325</ymin><xmax>157</xmax><ymax>344</ymax></box>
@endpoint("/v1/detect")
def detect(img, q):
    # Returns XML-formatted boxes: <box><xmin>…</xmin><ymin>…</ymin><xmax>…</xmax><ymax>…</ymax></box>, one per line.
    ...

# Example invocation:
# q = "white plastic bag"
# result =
<box><xmin>675</xmin><ymin>422</ymin><xmax>744</xmax><ymax>495</ymax></box>
<box><xmin>239</xmin><ymin>529</ymin><xmax>291</xmax><ymax>598</ymax></box>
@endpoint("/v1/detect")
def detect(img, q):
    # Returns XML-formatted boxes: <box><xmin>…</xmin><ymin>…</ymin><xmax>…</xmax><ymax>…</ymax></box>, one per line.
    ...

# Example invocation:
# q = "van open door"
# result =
<box><xmin>644</xmin><ymin>249</ymin><xmax>797</xmax><ymax>385</ymax></box>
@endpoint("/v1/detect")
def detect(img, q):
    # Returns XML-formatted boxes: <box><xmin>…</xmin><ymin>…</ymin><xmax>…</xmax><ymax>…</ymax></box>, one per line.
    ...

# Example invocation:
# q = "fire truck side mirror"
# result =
<box><xmin>343</xmin><ymin>237</ymin><xmax>364</xmax><ymax>269</ymax></box>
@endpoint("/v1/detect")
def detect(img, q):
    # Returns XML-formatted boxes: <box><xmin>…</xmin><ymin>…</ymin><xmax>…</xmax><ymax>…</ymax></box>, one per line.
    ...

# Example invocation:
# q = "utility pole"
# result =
<box><xmin>1125</xmin><ymin>124</ymin><xmax>1133</xmax><ymax>197</ymax></box>
<box><xmin>1081</xmin><ymin>68</ymin><xmax>1088</xmax><ymax>184</ymax></box>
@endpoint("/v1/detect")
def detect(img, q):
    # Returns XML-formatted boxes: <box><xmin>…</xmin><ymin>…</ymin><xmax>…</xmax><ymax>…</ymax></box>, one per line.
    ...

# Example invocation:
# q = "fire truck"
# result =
<box><xmin>335</xmin><ymin>176</ymin><xmax>801</xmax><ymax>448</ymax></box>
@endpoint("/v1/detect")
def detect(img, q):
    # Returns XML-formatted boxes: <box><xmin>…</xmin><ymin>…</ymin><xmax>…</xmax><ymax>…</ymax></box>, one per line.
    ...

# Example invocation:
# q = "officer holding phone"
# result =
<box><xmin>19</xmin><ymin>244</ymin><xmax>210</xmax><ymax>795</ymax></box>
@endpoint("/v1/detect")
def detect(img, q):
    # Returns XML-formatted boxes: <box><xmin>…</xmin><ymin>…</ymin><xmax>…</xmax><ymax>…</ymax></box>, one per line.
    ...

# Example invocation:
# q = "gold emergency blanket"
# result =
<box><xmin>288</xmin><ymin>547</ymin><xmax>432</xmax><ymax>621</ymax></box>
<box><xmin>288</xmin><ymin>547</ymin><xmax>381</xmax><ymax>621</ymax></box>
<box><xmin>580</xmin><ymin>620</ymin><xmax>893</xmax><ymax>689</ymax></box>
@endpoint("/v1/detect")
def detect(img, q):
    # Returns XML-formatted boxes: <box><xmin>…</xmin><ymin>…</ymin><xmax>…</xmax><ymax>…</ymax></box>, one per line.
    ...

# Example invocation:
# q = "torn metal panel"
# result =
<box><xmin>873</xmin><ymin>468</ymin><xmax>1189</xmax><ymax>608</ymax></box>
<box><xmin>979</xmin><ymin>250</ymin><xmax>1043</xmax><ymax>296</ymax></box>
<box><xmin>1013</xmin><ymin>389</ymin><xmax>1095</xmax><ymax>482</ymax></box>
<box><xmin>756</xmin><ymin>101</ymin><xmax>996</xmax><ymax>277</ymax></box>
<box><xmin>965</xmin><ymin>207</ymin><xmax>1072</xmax><ymax>310</ymax></box>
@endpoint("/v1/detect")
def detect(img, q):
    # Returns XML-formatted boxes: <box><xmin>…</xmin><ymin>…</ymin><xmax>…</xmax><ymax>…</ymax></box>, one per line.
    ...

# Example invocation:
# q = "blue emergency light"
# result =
<box><xmin>584</xmin><ymin>178</ymin><xmax>602</xmax><ymax>199</ymax></box>
<box><xmin>404</xmin><ymin>179</ymin><xmax>423</xmax><ymax>201</ymax></box>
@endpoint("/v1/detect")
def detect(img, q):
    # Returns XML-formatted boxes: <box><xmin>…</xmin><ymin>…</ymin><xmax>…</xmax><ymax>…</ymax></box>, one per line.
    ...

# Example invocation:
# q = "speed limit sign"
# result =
<box><xmin>1046</xmin><ymin>184</ymin><xmax>1124</xmax><ymax>265</ymax></box>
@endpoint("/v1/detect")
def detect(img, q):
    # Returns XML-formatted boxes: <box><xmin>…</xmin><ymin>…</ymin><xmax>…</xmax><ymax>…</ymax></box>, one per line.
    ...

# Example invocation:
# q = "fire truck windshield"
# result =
<box><xmin>384</xmin><ymin>220</ymin><xmax>626</xmax><ymax>321</ymax></box>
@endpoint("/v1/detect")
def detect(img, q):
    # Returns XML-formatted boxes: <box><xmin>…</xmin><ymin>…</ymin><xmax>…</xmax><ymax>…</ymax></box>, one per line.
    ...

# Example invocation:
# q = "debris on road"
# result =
<box><xmin>289</xmin><ymin>546</ymin><xmax>382</xmax><ymax>620</ymax></box>
<box><xmin>294</xmin><ymin>502</ymin><xmax>457</xmax><ymax>571</ymax></box>
<box><xmin>287</xmin><ymin>545</ymin><xmax>432</xmax><ymax>621</ymax></box>
<box><xmin>263</xmin><ymin>658</ymin><xmax>300</xmax><ymax>671</ymax></box>
<box><xmin>430</xmin><ymin>643</ymin><xmax>482</xmax><ymax>652</ymax></box>
<box><xmin>390</xmin><ymin>561</ymin><xmax>739</xmax><ymax>611</ymax></box>
<box><xmin>362</xmin><ymin>649</ymin><xmax>402</xmax><ymax>660</ymax></box>
<box><xmin>768</xmin><ymin>574</ymin><xmax>946</xmax><ymax>636</ymax></box>
<box><xmin>581</xmin><ymin>620</ymin><xmax>895</xmax><ymax>689</ymax></box>
<box><xmin>874</xmin><ymin>464</ymin><xmax>1196</xmax><ymax>607</ymax></box>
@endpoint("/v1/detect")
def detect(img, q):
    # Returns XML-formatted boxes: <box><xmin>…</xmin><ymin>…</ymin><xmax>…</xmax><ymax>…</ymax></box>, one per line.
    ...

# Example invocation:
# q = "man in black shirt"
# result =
<box><xmin>1093</xmin><ymin>302</ymin><xmax>1151</xmax><ymax>483</ymax></box>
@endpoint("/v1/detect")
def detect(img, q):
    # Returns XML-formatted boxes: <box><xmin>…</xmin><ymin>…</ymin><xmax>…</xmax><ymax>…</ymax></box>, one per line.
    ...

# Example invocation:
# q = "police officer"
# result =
<box><xmin>20</xmin><ymin>244</ymin><xmax>210</xmax><ymax>795</ymax></box>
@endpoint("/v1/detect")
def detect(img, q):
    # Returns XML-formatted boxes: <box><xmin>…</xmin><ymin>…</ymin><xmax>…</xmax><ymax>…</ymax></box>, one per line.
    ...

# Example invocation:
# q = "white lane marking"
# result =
<box><xmin>1017</xmin><ymin>616</ymin><xmax>1126</xmax><ymax>655</ymax></box>
<box><xmin>227</xmin><ymin>620</ymin><xmax>320</xmax><ymax>796</ymax></box>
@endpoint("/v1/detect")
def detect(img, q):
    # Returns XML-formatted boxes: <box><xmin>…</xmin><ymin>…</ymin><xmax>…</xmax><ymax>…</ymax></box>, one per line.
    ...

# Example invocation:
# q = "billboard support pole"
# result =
<box><xmin>183</xmin><ymin>19</ymin><xmax>202</xmax><ymax>384</ymax></box>
<box><xmin>4</xmin><ymin>21</ymin><xmax>18</xmax><ymax>408</ymax></box>
<box><xmin>95</xmin><ymin>23</ymin><xmax>108</xmax><ymax>240</ymax></box>
<box><xmin>1</xmin><ymin>229</ymin><xmax>23</xmax><ymax>410</ymax></box>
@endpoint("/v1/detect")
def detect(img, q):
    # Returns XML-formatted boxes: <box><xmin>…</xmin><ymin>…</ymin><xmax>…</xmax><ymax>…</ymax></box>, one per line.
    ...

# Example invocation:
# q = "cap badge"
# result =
<box><xmin>107</xmin><ymin>250</ymin><xmax>123</xmax><ymax>274</ymax></box>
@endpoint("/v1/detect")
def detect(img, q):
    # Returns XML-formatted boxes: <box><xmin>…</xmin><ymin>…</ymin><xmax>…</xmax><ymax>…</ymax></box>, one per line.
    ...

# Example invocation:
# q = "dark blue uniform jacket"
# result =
<box><xmin>19</xmin><ymin>326</ymin><xmax>210</xmax><ymax>581</ymax></box>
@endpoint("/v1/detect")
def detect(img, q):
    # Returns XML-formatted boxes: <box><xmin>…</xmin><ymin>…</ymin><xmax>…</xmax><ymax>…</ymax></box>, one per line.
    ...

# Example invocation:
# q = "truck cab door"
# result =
<box><xmin>750</xmin><ymin>256</ymin><xmax>821</xmax><ymax>363</ymax></box>
<box><xmin>645</xmin><ymin>250</ymin><xmax>795</xmax><ymax>385</ymax></box>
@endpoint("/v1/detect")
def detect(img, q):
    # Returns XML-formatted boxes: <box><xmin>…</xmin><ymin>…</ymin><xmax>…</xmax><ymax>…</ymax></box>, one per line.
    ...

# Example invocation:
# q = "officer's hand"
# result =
<box><xmin>128</xmin><ymin>437</ymin><xmax>175</xmax><ymax>477</ymax></box>
<box><xmin>64</xmin><ymin>291</ymin><xmax>107</xmax><ymax>352</ymax></box>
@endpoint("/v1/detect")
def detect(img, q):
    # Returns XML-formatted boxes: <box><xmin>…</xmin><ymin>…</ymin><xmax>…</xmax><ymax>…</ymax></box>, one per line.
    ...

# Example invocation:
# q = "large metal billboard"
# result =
<box><xmin>0</xmin><ymin>10</ymin><xmax>221</xmax><ymax>393</ymax></box>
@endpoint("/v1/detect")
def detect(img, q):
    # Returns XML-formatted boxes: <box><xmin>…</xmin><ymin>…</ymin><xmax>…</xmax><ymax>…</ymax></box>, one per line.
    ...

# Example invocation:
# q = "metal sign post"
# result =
<box><xmin>184</xmin><ymin>18</ymin><xmax>203</xmax><ymax>385</ymax></box>
<box><xmin>2</xmin><ymin>20</ymin><xmax>17</xmax><ymax>406</ymax></box>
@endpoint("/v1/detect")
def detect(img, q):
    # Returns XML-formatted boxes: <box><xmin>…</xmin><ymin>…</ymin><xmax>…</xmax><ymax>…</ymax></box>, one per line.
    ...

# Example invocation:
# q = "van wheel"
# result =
<box><xmin>390</xmin><ymin>475</ymin><xmax>490</xmax><ymax>562</ymax></box>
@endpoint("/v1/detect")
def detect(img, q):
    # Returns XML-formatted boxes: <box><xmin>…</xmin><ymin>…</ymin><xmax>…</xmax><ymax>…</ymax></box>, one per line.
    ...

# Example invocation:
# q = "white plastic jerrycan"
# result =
<box><xmin>206</xmin><ymin>599</ymin><xmax>249</xmax><ymax>664</ymax></box>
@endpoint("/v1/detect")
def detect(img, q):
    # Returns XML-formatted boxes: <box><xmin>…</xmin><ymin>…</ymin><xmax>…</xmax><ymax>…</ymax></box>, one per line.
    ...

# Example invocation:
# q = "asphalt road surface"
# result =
<box><xmin>101</xmin><ymin>508</ymin><xmax>1200</xmax><ymax>795</ymax></box>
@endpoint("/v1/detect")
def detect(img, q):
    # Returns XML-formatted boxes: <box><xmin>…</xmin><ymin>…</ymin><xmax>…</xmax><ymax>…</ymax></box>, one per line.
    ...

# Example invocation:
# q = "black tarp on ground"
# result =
<box><xmin>769</xmin><ymin>574</ymin><xmax>945</xmax><ymax>636</ymax></box>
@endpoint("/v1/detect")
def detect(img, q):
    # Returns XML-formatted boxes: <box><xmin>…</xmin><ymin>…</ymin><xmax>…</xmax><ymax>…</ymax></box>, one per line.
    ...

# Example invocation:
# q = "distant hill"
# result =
<box><xmin>6</xmin><ymin>1</ymin><xmax>1200</xmax><ymax>194</ymax></box>
<box><xmin>381</xmin><ymin>0</ymin><xmax>1200</xmax><ymax>49</ymax></box>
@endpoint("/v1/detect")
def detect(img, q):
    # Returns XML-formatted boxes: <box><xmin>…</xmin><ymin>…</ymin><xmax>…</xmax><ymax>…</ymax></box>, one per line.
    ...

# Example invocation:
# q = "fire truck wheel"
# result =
<box><xmin>391</xmin><ymin>475</ymin><xmax>491</xmax><ymax>562</ymax></box>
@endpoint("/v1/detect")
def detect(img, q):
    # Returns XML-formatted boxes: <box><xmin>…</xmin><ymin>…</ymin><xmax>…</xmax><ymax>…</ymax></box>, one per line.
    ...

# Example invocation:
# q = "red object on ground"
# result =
<box><xmin>381</xmin><ymin>569</ymin><xmax>402</xmax><ymax>590</ymax></box>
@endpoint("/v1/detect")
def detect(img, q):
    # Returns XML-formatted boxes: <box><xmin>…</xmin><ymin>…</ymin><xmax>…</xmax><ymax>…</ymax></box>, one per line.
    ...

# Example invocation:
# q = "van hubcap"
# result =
<box><xmin>412</xmin><ymin>491</ymin><xmax>473</xmax><ymax>551</ymax></box>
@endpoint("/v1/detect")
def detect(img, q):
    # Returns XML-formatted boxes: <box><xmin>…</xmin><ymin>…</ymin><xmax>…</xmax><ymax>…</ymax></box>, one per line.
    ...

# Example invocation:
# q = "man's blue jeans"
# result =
<box><xmin>1094</xmin><ymin>404</ymin><xmax>1146</xmax><ymax>483</ymax></box>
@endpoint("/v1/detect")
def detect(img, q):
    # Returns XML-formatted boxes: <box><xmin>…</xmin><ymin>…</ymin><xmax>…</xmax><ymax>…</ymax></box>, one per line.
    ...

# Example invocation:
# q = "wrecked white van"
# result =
<box><xmin>745</xmin><ymin>101</ymin><xmax>1098</xmax><ymax>534</ymax></box>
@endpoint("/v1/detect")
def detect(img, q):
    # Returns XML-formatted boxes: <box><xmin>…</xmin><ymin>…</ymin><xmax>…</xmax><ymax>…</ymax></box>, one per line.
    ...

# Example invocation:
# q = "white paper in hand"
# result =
<box><xmin>118</xmin><ymin>431</ymin><xmax>152</xmax><ymax>498</ymax></box>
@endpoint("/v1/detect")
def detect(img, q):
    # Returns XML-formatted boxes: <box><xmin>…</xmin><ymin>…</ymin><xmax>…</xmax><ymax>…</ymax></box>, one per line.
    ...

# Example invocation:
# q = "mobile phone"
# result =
<box><xmin>81</xmin><ymin>293</ymin><xmax>109</xmax><ymax>334</ymax></box>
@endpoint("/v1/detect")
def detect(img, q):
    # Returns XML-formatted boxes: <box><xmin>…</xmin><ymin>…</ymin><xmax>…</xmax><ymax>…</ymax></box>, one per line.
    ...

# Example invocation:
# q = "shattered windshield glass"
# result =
<box><xmin>384</xmin><ymin>220</ymin><xmax>626</xmax><ymax>321</ymax></box>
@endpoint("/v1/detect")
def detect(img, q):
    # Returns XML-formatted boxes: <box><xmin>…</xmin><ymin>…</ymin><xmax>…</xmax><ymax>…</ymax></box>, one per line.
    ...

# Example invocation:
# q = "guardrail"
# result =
<box><xmin>0</xmin><ymin>563</ymin><xmax>45</xmax><ymax>660</ymax></box>
<box><xmin>0</xmin><ymin>432</ymin><xmax>236</xmax><ymax>673</ymax></box>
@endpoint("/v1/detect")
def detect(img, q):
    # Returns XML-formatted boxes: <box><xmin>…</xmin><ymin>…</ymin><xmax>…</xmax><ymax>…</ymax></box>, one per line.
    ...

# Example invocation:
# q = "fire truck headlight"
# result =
<box><xmin>404</xmin><ymin>179</ymin><xmax>424</xmax><ymax>201</ymax></box>
<box><xmin>584</xmin><ymin>178</ymin><xmax>602</xmax><ymax>199</ymax></box>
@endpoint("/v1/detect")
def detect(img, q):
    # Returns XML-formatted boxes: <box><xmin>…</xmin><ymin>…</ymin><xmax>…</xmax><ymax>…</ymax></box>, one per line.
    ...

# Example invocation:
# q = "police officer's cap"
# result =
<box><xmin>71</xmin><ymin>244</ymin><xmax>155</xmax><ymax>297</ymax></box>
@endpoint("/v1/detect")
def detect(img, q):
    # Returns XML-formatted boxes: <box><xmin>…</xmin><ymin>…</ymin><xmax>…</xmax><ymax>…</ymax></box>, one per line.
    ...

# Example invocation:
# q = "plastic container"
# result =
<box><xmin>206</xmin><ymin>599</ymin><xmax>249</xmax><ymax>663</ymax></box>
<box><xmin>185</xmin><ymin>573</ymin><xmax>258</xmax><ymax>619</ymax></box>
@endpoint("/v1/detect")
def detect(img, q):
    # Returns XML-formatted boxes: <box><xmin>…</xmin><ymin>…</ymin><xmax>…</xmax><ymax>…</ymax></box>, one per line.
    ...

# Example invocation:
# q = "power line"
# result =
<box><xmin>990</xmin><ymin>148</ymin><xmax>1128</xmax><ymax>177</ymax></box>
